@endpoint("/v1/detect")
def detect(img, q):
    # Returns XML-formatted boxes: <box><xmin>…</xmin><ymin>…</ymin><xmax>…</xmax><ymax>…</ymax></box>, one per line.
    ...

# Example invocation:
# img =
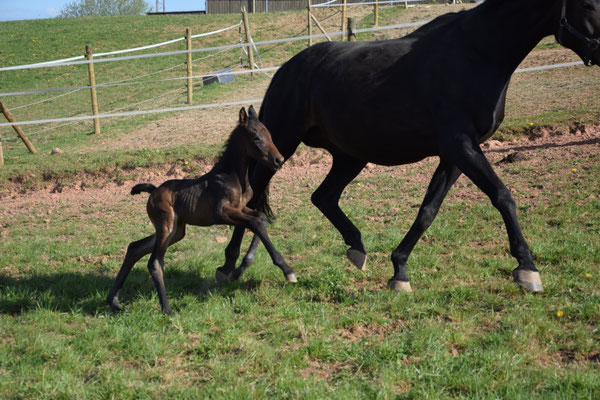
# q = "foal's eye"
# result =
<box><xmin>584</xmin><ymin>2</ymin><xmax>595</xmax><ymax>11</ymax></box>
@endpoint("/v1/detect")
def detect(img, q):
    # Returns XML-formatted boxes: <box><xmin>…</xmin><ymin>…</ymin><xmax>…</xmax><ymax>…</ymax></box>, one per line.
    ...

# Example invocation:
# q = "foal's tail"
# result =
<box><xmin>131</xmin><ymin>183</ymin><xmax>157</xmax><ymax>195</ymax></box>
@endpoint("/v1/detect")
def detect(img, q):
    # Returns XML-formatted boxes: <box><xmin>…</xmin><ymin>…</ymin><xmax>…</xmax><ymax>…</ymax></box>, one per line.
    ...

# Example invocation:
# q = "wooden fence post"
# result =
<box><xmin>0</xmin><ymin>133</ymin><xmax>4</xmax><ymax>166</ymax></box>
<box><xmin>85</xmin><ymin>45</ymin><xmax>101</xmax><ymax>135</ymax></box>
<box><xmin>307</xmin><ymin>0</ymin><xmax>313</xmax><ymax>47</ymax></box>
<box><xmin>374</xmin><ymin>0</ymin><xmax>379</xmax><ymax>27</ymax></box>
<box><xmin>347</xmin><ymin>17</ymin><xmax>356</xmax><ymax>42</ymax></box>
<box><xmin>341</xmin><ymin>0</ymin><xmax>347</xmax><ymax>41</ymax></box>
<box><xmin>0</xmin><ymin>101</ymin><xmax>37</xmax><ymax>154</ymax></box>
<box><xmin>241</xmin><ymin>6</ymin><xmax>255</xmax><ymax>79</ymax></box>
<box><xmin>186</xmin><ymin>28</ymin><xmax>193</xmax><ymax>105</ymax></box>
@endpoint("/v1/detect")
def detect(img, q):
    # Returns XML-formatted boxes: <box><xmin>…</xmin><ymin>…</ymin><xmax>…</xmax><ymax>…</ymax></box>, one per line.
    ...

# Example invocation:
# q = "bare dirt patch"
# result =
<box><xmin>2</xmin><ymin>123</ymin><xmax>598</xmax><ymax>227</ymax></box>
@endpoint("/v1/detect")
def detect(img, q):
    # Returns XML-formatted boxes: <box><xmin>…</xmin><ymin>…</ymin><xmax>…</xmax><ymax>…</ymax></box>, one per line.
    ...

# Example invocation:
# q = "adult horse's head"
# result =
<box><xmin>555</xmin><ymin>0</ymin><xmax>600</xmax><ymax>66</ymax></box>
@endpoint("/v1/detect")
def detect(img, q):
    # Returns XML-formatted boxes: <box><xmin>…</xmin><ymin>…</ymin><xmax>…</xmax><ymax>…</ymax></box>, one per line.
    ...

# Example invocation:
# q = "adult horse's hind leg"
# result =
<box><xmin>311</xmin><ymin>153</ymin><xmax>367</xmax><ymax>269</ymax></box>
<box><xmin>389</xmin><ymin>161</ymin><xmax>461</xmax><ymax>291</ymax></box>
<box><xmin>442</xmin><ymin>138</ymin><xmax>543</xmax><ymax>292</ymax></box>
<box><xmin>107</xmin><ymin>234</ymin><xmax>156</xmax><ymax>312</ymax></box>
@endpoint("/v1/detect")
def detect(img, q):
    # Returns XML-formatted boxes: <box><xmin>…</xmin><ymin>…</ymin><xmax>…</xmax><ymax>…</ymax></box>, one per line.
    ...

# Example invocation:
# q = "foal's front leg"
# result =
<box><xmin>219</xmin><ymin>206</ymin><xmax>296</xmax><ymax>283</ymax></box>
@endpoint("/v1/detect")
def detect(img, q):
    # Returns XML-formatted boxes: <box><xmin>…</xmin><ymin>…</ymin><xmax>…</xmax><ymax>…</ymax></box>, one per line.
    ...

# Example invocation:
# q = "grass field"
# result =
<box><xmin>1</xmin><ymin>3</ymin><xmax>600</xmax><ymax>399</ymax></box>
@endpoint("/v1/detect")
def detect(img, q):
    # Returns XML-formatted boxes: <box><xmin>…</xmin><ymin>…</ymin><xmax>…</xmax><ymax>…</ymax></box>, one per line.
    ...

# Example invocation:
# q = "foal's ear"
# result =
<box><xmin>248</xmin><ymin>105</ymin><xmax>258</xmax><ymax>120</ymax></box>
<box><xmin>239</xmin><ymin>107</ymin><xmax>248</xmax><ymax>126</ymax></box>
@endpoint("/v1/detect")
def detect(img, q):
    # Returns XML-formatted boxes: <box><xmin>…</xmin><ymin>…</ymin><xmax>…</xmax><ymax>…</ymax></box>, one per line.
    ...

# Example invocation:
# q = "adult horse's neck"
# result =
<box><xmin>467</xmin><ymin>0</ymin><xmax>560</xmax><ymax>78</ymax></box>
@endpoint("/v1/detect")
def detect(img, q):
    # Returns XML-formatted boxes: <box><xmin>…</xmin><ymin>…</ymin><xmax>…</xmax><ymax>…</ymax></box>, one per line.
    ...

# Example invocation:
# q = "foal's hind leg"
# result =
<box><xmin>389</xmin><ymin>161</ymin><xmax>461</xmax><ymax>292</ymax></box>
<box><xmin>442</xmin><ymin>138</ymin><xmax>542</xmax><ymax>292</ymax></box>
<box><xmin>147</xmin><ymin>221</ymin><xmax>186</xmax><ymax>314</ymax></box>
<box><xmin>107</xmin><ymin>234</ymin><xmax>156</xmax><ymax>312</ymax></box>
<box><xmin>311</xmin><ymin>153</ymin><xmax>367</xmax><ymax>269</ymax></box>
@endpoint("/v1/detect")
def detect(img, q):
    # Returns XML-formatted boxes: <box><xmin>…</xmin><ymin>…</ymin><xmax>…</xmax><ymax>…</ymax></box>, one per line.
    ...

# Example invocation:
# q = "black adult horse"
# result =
<box><xmin>215</xmin><ymin>0</ymin><xmax>600</xmax><ymax>292</ymax></box>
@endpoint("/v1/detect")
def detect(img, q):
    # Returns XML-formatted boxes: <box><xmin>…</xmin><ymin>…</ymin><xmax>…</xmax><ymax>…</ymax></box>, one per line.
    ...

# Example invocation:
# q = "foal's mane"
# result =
<box><xmin>214</xmin><ymin>122</ymin><xmax>246</xmax><ymax>170</ymax></box>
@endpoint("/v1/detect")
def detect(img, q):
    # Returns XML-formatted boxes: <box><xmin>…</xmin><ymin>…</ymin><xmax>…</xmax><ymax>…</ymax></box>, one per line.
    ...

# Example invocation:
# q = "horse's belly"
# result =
<box><xmin>307</xmin><ymin>117</ymin><xmax>436</xmax><ymax>165</ymax></box>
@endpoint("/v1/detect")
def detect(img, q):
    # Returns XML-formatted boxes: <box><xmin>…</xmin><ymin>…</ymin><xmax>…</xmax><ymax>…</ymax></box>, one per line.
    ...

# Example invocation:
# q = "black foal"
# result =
<box><xmin>106</xmin><ymin>106</ymin><xmax>294</xmax><ymax>314</ymax></box>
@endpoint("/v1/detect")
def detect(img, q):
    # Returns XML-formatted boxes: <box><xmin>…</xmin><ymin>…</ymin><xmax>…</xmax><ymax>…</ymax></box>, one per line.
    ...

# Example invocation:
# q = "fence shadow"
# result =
<box><xmin>0</xmin><ymin>268</ymin><xmax>262</xmax><ymax>316</ymax></box>
<box><xmin>487</xmin><ymin>136</ymin><xmax>600</xmax><ymax>154</ymax></box>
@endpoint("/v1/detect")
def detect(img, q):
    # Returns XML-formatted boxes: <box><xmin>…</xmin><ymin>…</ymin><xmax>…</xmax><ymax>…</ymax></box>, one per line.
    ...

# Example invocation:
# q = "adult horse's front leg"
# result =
<box><xmin>311</xmin><ymin>153</ymin><xmax>367</xmax><ymax>269</ymax></box>
<box><xmin>389</xmin><ymin>161</ymin><xmax>462</xmax><ymax>291</ymax></box>
<box><xmin>442</xmin><ymin>137</ymin><xmax>543</xmax><ymax>292</ymax></box>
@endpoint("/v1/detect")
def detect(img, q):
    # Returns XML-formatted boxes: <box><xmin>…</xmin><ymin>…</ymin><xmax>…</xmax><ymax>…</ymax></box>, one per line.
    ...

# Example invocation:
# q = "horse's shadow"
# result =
<box><xmin>0</xmin><ymin>268</ymin><xmax>262</xmax><ymax>316</ymax></box>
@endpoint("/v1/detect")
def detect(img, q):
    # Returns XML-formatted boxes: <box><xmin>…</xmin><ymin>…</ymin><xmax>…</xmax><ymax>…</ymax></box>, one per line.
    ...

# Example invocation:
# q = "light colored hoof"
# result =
<box><xmin>513</xmin><ymin>269</ymin><xmax>544</xmax><ymax>292</ymax></box>
<box><xmin>285</xmin><ymin>273</ymin><xmax>297</xmax><ymax>283</ymax></box>
<box><xmin>215</xmin><ymin>269</ymin><xmax>231</xmax><ymax>283</ymax></box>
<box><xmin>388</xmin><ymin>280</ymin><xmax>413</xmax><ymax>292</ymax></box>
<box><xmin>346</xmin><ymin>249</ymin><xmax>367</xmax><ymax>271</ymax></box>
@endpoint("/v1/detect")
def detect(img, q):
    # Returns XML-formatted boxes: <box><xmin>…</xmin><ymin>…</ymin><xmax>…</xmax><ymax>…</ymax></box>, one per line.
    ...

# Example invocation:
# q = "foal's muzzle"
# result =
<box><xmin>270</xmin><ymin>155</ymin><xmax>285</xmax><ymax>171</ymax></box>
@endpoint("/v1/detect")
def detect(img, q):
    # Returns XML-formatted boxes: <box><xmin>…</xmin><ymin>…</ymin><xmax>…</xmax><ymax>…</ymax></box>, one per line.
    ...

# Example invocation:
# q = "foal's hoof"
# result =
<box><xmin>285</xmin><ymin>273</ymin><xmax>298</xmax><ymax>283</ymax></box>
<box><xmin>387</xmin><ymin>280</ymin><xmax>413</xmax><ymax>292</ymax></box>
<box><xmin>215</xmin><ymin>269</ymin><xmax>232</xmax><ymax>283</ymax></box>
<box><xmin>512</xmin><ymin>269</ymin><xmax>544</xmax><ymax>292</ymax></box>
<box><xmin>346</xmin><ymin>249</ymin><xmax>367</xmax><ymax>271</ymax></box>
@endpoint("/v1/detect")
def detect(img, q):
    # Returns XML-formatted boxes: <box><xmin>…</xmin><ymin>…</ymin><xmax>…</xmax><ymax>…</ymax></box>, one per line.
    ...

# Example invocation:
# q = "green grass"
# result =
<box><xmin>1</xmin><ymin>150</ymin><xmax>599</xmax><ymax>398</ymax></box>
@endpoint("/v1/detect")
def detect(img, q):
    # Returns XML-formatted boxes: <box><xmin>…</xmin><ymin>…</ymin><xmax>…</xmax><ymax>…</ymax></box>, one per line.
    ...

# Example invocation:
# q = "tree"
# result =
<box><xmin>59</xmin><ymin>0</ymin><xmax>152</xmax><ymax>17</ymax></box>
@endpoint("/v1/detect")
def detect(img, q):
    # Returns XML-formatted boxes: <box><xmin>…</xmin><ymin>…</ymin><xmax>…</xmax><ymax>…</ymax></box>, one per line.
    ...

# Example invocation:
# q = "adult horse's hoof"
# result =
<box><xmin>347</xmin><ymin>249</ymin><xmax>367</xmax><ymax>271</ymax></box>
<box><xmin>215</xmin><ymin>268</ymin><xmax>232</xmax><ymax>283</ymax></box>
<box><xmin>512</xmin><ymin>269</ymin><xmax>544</xmax><ymax>292</ymax></box>
<box><xmin>285</xmin><ymin>273</ymin><xmax>298</xmax><ymax>283</ymax></box>
<box><xmin>387</xmin><ymin>280</ymin><xmax>413</xmax><ymax>292</ymax></box>
<box><xmin>107</xmin><ymin>298</ymin><xmax>123</xmax><ymax>313</ymax></box>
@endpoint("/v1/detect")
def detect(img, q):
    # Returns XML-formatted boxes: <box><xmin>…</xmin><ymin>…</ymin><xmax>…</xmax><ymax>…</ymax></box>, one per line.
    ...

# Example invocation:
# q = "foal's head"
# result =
<box><xmin>238</xmin><ymin>105</ymin><xmax>284</xmax><ymax>171</ymax></box>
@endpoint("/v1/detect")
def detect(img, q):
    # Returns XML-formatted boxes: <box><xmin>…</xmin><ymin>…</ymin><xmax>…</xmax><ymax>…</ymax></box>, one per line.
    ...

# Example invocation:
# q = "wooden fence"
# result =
<box><xmin>207</xmin><ymin>0</ymin><xmax>307</xmax><ymax>14</ymax></box>
<box><xmin>207</xmin><ymin>0</ymin><xmax>448</xmax><ymax>14</ymax></box>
